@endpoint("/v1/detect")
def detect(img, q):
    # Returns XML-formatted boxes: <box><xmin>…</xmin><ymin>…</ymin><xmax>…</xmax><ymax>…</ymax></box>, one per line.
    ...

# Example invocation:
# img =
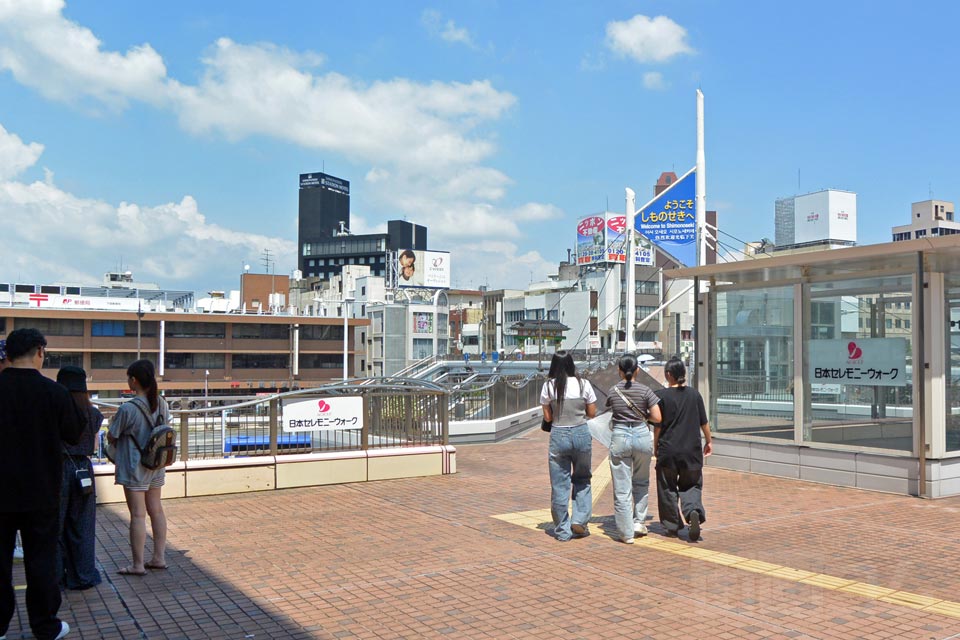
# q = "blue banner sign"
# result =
<box><xmin>636</xmin><ymin>168</ymin><xmax>697</xmax><ymax>267</ymax></box>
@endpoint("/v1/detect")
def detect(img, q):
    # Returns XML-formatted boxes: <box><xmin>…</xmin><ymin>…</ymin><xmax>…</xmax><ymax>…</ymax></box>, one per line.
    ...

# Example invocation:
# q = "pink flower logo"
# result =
<box><xmin>317</xmin><ymin>400</ymin><xmax>331</xmax><ymax>413</ymax></box>
<box><xmin>847</xmin><ymin>341</ymin><xmax>863</xmax><ymax>359</ymax></box>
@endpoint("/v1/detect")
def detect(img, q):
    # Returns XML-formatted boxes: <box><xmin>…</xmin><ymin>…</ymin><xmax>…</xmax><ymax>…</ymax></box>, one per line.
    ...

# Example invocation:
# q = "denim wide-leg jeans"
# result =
<box><xmin>548</xmin><ymin>424</ymin><xmax>592</xmax><ymax>541</ymax></box>
<box><xmin>609</xmin><ymin>423</ymin><xmax>653</xmax><ymax>540</ymax></box>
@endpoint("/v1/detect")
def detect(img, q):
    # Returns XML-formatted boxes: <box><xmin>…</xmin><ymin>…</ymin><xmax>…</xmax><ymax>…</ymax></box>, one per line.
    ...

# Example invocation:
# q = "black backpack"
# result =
<box><xmin>131</xmin><ymin>399</ymin><xmax>178</xmax><ymax>470</ymax></box>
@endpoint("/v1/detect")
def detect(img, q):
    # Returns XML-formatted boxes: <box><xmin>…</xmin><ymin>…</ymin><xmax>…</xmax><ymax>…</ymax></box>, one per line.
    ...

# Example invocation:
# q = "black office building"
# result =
<box><xmin>301</xmin><ymin>220</ymin><xmax>428</xmax><ymax>281</ymax></box>
<box><xmin>298</xmin><ymin>172</ymin><xmax>350</xmax><ymax>273</ymax></box>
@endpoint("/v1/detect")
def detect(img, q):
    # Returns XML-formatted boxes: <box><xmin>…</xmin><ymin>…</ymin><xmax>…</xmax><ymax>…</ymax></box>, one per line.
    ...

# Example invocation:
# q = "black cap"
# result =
<box><xmin>57</xmin><ymin>366</ymin><xmax>88</xmax><ymax>392</ymax></box>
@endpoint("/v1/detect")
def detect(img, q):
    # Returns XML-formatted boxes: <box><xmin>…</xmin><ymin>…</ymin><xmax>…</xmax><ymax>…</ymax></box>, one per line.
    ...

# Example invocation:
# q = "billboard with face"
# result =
<box><xmin>398</xmin><ymin>249</ymin><xmax>451</xmax><ymax>288</ymax></box>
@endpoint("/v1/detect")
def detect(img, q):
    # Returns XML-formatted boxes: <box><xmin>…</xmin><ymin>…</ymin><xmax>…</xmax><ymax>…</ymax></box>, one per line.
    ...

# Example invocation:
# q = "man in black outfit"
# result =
<box><xmin>0</xmin><ymin>329</ymin><xmax>81</xmax><ymax>640</ymax></box>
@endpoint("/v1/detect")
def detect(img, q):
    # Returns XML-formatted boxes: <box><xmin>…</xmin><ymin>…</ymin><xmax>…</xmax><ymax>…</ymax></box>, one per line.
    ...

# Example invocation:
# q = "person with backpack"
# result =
<box><xmin>107</xmin><ymin>359</ymin><xmax>170</xmax><ymax>576</ymax></box>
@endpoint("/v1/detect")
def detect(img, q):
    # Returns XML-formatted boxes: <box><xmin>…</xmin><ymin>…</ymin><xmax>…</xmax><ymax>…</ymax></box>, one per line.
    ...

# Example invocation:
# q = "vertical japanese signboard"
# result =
<box><xmin>635</xmin><ymin>168</ymin><xmax>697</xmax><ymax>267</ymax></box>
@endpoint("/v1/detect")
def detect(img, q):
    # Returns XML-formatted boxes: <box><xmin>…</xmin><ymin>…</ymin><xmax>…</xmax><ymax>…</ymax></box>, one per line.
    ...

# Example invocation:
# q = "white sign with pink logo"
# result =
<box><xmin>808</xmin><ymin>338</ymin><xmax>908</xmax><ymax>387</ymax></box>
<box><xmin>281</xmin><ymin>396</ymin><xmax>364</xmax><ymax>432</ymax></box>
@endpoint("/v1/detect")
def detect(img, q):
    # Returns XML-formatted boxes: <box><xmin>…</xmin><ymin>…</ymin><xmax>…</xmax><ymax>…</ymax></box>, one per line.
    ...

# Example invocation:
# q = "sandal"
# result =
<box><xmin>145</xmin><ymin>562</ymin><xmax>168</xmax><ymax>570</ymax></box>
<box><xmin>117</xmin><ymin>567</ymin><xmax>146</xmax><ymax>576</ymax></box>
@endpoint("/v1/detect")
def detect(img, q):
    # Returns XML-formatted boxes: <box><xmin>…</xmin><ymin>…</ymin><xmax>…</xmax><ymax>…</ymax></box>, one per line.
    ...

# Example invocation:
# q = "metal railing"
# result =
<box><xmin>449</xmin><ymin>373</ymin><xmax>545</xmax><ymax>421</ymax></box>
<box><xmin>93</xmin><ymin>378</ymin><xmax>448</xmax><ymax>463</ymax></box>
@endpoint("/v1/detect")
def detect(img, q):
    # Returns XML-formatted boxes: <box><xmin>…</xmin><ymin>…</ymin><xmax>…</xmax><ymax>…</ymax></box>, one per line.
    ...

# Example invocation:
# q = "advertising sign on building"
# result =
<box><xmin>577</xmin><ymin>214</ymin><xmax>654</xmax><ymax>266</ymax></box>
<box><xmin>576</xmin><ymin>215</ymin><xmax>606</xmax><ymax>265</ymax></box>
<box><xmin>635</xmin><ymin>167</ymin><xmax>697</xmax><ymax>267</ymax></box>
<box><xmin>11</xmin><ymin>292</ymin><xmax>146</xmax><ymax>311</ymax></box>
<box><xmin>605</xmin><ymin>214</ymin><xmax>654</xmax><ymax>266</ymax></box>
<box><xmin>807</xmin><ymin>338</ymin><xmax>908</xmax><ymax>387</ymax></box>
<box><xmin>282</xmin><ymin>396</ymin><xmax>364</xmax><ymax>432</ymax></box>
<box><xmin>397</xmin><ymin>249</ymin><xmax>451</xmax><ymax>289</ymax></box>
<box><xmin>299</xmin><ymin>172</ymin><xmax>350</xmax><ymax>195</ymax></box>
<box><xmin>413</xmin><ymin>312</ymin><xmax>434</xmax><ymax>334</ymax></box>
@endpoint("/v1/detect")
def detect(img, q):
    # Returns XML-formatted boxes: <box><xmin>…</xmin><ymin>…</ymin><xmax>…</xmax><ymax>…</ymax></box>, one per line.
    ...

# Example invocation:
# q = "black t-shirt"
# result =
<box><xmin>655</xmin><ymin>386</ymin><xmax>708</xmax><ymax>470</ymax></box>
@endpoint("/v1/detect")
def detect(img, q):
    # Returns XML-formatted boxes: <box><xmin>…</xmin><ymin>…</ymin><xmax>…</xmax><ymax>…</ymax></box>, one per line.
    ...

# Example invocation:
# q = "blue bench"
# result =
<box><xmin>223</xmin><ymin>434</ymin><xmax>312</xmax><ymax>453</ymax></box>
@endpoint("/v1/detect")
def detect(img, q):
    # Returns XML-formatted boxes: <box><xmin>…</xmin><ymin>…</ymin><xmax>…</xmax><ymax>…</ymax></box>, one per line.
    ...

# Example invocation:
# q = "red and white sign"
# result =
<box><xmin>282</xmin><ymin>396</ymin><xmax>364</xmax><ymax>432</ymax></box>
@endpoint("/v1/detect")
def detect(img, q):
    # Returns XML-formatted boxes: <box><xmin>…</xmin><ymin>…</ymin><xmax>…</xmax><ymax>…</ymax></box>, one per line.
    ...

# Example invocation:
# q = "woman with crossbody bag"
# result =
<box><xmin>604</xmin><ymin>354</ymin><xmax>662</xmax><ymax>544</ymax></box>
<box><xmin>107</xmin><ymin>359</ymin><xmax>169</xmax><ymax>576</ymax></box>
<box><xmin>56</xmin><ymin>366</ymin><xmax>103</xmax><ymax>590</ymax></box>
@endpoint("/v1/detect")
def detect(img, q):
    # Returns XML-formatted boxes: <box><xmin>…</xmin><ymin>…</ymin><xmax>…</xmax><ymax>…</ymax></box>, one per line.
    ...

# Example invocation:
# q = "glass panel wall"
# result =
<box><xmin>711</xmin><ymin>285</ymin><xmax>794</xmax><ymax>440</ymax></box>
<box><xmin>804</xmin><ymin>275</ymin><xmax>913</xmax><ymax>451</ymax></box>
<box><xmin>947</xmin><ymin>274</ymin><xmax>960</xmax><ymax>451</ymax></box>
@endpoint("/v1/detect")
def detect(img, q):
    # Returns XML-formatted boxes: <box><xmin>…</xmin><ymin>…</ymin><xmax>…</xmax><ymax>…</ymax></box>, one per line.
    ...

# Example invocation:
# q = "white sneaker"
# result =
<box><xmin>54</xmin><ymin>621</ymin><xmax>70</xmax><ymax>639</ymax></box>
<box><xmin>620</xmin><ymin>535</ymin><xmax>634</xmax><ymax>544</ymax></box>
<box><xmin>633</xmin><ymin>523</ymin><xmax>648</xmax><ymax>536</ymax></box>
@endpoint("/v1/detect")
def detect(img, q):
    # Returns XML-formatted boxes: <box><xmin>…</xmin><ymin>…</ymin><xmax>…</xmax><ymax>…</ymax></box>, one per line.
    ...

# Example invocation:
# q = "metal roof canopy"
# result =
<box><xmin>663</xmin><ymin>236</ymin><xmax>960</xmax><ymax>286</ymax></box>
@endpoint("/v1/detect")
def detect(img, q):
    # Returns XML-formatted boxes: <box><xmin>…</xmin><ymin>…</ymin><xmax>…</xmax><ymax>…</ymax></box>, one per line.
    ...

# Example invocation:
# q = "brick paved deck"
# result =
<box><xmin>8</xmin><ymin>429</ymin><xmax>960</xmax><ymax>639</ymax></box>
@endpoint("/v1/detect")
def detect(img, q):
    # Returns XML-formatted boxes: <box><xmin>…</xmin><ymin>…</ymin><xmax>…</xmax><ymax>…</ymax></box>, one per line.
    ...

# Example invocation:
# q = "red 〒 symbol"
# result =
<box><xmin>848</xmin><ymin>342</ymin><xmax>863</xmax><ymax>359</ymax></box>
<box><xmin>28</xmin><ymin>293</ymin><xmax>49</xmax><ymax>307</ymax></box>
<box><xmin>317</xmin><ymin>400</ymin><xmax>331</xmax><ymax>413</ymax></box>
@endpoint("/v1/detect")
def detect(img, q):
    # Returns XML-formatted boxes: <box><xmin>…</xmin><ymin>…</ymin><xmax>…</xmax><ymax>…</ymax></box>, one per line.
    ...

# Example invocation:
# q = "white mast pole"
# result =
<box><xmin>696</xmin><ymin>89</ymin><xmax>706</xmax><ymax>267</ymax></box>
<box><xmin>625</xmin><ymin>188</ymin><xmax>637</xmax><ymax>353</ymax></box>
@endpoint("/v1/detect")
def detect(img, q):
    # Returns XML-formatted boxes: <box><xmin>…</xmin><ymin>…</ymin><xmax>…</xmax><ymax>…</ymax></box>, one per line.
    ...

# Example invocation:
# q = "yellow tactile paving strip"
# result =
<box><xmin>492</xmin><ymin>460</ymin><xmax>960</xmax><ymax>621</ymax></box>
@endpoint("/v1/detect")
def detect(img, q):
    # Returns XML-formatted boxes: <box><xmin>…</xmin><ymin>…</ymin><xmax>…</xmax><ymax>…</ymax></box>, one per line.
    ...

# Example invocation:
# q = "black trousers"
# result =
<box><xmin>0</xmin><ymin>508</ymin><xmax>63</xmax><ymax>640</ymax></box>
<box><xmin>59</xmin><ymin>457</ymin><xmax>101</xmax><ymax>590</ymax></box>
<box><xmin>656</xmin><ymin>466</ymin><xmax>705</xmax><ymax>534</ymax></box>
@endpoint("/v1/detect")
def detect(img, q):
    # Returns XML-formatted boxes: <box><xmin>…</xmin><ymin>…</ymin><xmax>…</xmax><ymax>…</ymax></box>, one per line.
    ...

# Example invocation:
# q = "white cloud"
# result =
<box><xmin>643</xmin><ymin>71</ymin><xmax>666</xmax><ymax>90</ymax></box>
<box><xmin>0</xmin><ymin>0</ymin><xmax>169</xmax><ymax>109</ymax></box>
<box><xmin>421</xmin><ymin>9</ymin><xmax>478</xmax><ymax>49</ymax></box>
<box><xmin>0</xmin><ymin>123</ymin><xmax>43</xmax><ymax>180</ymax></box>
<box><xmin>0</xmin><ymin>2</ymin><xmax>561</xmax><ymax>289</ymax></box>
<box><xmin>0</xmin><ymin>137</ymin><xmax>294</xmax><ymax>288</ymax></box>
<box><xmin>605</xmin><ymin>15</ymin><xmax>693</xmax><ymax>64</ymax></box>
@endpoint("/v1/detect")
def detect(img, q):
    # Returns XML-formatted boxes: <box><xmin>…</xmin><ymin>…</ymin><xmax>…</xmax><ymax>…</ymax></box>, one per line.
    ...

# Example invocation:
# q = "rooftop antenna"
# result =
<box><xmin>605</xmin><ymin>196</ymin><xmax>609</xmax><ymax>211</ymax></box>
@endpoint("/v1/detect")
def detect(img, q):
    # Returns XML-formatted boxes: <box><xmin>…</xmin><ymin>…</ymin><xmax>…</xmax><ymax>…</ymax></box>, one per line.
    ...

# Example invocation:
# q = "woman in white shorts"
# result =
<box><xmin>108</xmin><ymin>359</ymin><xmax>169</xmax><ymax>576</ymax></box>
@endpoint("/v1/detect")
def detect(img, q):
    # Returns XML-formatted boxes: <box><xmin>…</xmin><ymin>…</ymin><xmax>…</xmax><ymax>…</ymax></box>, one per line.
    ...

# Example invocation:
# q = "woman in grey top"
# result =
<box><xmin>108</xmin><ymin>359</ymin><xmax>169</xmax><ymax>575</ymax></box>
<box><xmin>604</xmin><ymin>354</ymin><xmax>661</xmax><ymax>544</ymax></box>
<box><xmin>540</xmin><ymin>351</ymin><xmax>597</xmax><ymax>541</ymax></box>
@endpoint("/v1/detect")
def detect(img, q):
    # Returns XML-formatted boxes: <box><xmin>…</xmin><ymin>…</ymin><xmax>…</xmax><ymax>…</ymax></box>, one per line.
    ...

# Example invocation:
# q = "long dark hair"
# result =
<box><xmin>618</xmin><ymin>354</ymin><xmax>638</xmax><ymax>389</ymax></box>
<box><xmin>70</xmin><ymin>390</ymin><xmax>93</xmax><ymax>410</ymax></box>
<box><xmin>127</xmin><ymin>359</ymin><xmax>159</xmax><ymax>412</ymax></box>
<box><xmin>664</xmin><ymin>357</ymin><xmax>687</xmax><ymax>388</ymax></box>
<box><xmin>547</xmin><ymin>350</ymin><xmax>578</xmax><ymax>416</ymax></box>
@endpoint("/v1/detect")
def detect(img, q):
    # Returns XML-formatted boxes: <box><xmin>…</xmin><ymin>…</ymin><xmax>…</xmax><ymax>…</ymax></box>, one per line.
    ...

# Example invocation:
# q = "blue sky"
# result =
<box><xmin>1</xmin><ymin>1</ymin><xmax>958</xmax><ymax>292</ymax></box>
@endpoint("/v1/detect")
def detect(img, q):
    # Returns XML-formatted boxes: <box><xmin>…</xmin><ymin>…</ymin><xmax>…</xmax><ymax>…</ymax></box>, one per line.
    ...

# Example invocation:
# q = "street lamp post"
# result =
<box><xmin>342</xmin><ymin>297</ymin><xmax>354</xmax><ymax>381</ymax></box>
<box><xmin>204</xmin><ymin>369</ymin><xmax>209</xmax><ymax>406</ymax></box>
<box><xmin>136</xmin><ymin>300</ymin><xmax>144</xmax><ymax>359</ymax></box>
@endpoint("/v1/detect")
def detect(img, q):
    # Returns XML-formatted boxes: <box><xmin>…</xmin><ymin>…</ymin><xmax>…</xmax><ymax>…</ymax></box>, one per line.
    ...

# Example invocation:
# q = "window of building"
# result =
<box><xmin>14</xmin><ymin>284</ymin><xmax>34</xmax><ymax>293</ymax></box>
<box><xmin>165</xmin><ymin>322</ymin><xmax>226</xmax><ymax>338</ymax></box>
<box><xmin>412</xmin><ymin>338</ymin><xmax>433</xmax><ymax>359</ymax></box>
<box><xmin>91</xmin><ymin>352</ymin><xmax>158</xmax><ymax>369</ymax></box>
<box><xmin>299</xmin><ymin>325</ymin><xmax>344</xmax><ymax>340</ymax></box>
<box><xmin>43</xmin><ymin>351</ymin><xmax>83</xmax><ymax>369</ymax></box>
<box><xmin>165</xmin><ymin>353</ymin><xmax>225</xmax><ymax>369</ymax></box>
<box><xmin>232</xmin><ymin>324</ymin><xmax>289</xmax><ymax>339</ymax></box>
<box><xmin>916</xmin><ymin>229</ymin><xmax>927</xmax><ymax>238</ymax></box>
<box><xmin>298</xmin><ymin>354</ymin><xmax>341</xmax><ymax>369</ymax></box>
<box><xmin>92</xmin><ymin>320</ymin><xmax>158</xmax><ymax>337</ymax></box>
<box><xmin>232</xmin><ymin>353</ymin><xmax>289</xmax><ymax>369</ymax></box>
<box><xmin>40</xmin><ymin>285</ymin><xmax>60</xmax><ymax>294</ymax></box>
<box><xmin>24</xmin><ymin>318</ymin><xmax>83</xmax><ymax>336</ymax></box>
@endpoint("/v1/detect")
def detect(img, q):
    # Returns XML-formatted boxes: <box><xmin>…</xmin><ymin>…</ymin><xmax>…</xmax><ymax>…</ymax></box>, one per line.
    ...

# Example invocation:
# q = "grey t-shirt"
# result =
<box><xmin>108</xmin><ymin>396</ymin><xmax>169</xmax><ymax>488</ymax></box>
<box><xmin>540</xmin><ymin>378</ymin><xmax>597</xmax><ymax>427</ymax></box>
